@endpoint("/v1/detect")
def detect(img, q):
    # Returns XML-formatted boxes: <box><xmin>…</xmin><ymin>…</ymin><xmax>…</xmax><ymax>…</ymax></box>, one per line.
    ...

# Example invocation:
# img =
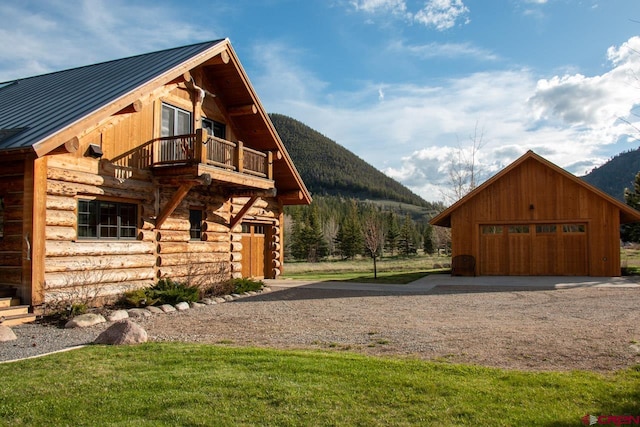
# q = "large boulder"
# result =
<box><xmin>0</xmin><ymin>325</ymin><xmax>17</xmax><ymax>342</ymax></box>
<box><xmin>65</xmin><ymin>313</ymin><xmax>106</xmax><ymax>329</ymax></box>
<box><xmin>94</xmin><ymin>320</ymin><xmax>148</xmax><ymax>345</ymax></box>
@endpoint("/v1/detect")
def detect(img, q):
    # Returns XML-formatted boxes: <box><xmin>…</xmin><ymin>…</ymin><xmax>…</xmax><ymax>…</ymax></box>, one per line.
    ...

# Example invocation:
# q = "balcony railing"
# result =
<box><xmin>151</xmin><ymin>129</ymin><xmax>273</xmax><ymax>179</ymax></box>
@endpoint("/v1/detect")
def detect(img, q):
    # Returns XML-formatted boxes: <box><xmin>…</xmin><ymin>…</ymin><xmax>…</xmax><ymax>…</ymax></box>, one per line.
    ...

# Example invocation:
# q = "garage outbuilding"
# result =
<box><xmin>430</xmin><ymin>151</ymin><xmax>640</xmax><ymax>276</ymax></box>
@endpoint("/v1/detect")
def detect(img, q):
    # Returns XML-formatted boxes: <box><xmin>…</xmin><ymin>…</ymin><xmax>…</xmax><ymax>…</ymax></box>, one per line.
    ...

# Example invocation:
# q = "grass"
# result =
<box><xmin>282</xmin><ymin>254</ymin><xmax>450</xmax><ymax>283</ymax></box>
<box><xmin>0</xmin><ymin>343</ymin><xmax>638</xmax><ymax>426</ymax></box>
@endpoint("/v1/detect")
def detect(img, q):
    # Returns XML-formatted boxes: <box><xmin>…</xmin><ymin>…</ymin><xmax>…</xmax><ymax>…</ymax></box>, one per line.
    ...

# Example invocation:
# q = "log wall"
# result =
<box><xmin>0</xmin><ymin>161</ymin><xmax>27</xmax><ymax>299</ymax></box>
<box><xmin>9</xmin><ymin>79</ymin><xmax>285</xmax><ymax>305</ymax></box>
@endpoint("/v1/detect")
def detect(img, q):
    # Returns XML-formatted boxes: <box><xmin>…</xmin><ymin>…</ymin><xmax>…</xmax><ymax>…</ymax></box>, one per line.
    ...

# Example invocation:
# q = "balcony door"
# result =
<box><xmin>161</xmin><ymin>104</ymin><xmax>191</xmax><ymax>137</ymax></box>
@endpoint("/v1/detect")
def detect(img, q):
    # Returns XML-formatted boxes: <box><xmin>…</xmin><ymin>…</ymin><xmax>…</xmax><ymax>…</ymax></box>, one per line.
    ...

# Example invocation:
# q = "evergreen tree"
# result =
<box><xmin>423</xmin><ymin>224</ymin><xmax>435</xmax><ymax>255</ymax></box>
<box><xmin>398</xmin><ymin>214</ymin><xmax>418</xmax><ymax>256</ymax></box>
<box><xmin>336</xmin><ymin>201</ymin><xmax>363</xmax><ymax>259</ymax></box>
<box><xmin>622</xmin><ymin>171</ymin><xmax>640</xmax><ymax>242</ymax></box>
<box><xmin>290</xmin><ymin>205</ymin><xmax>327</xmax><ymax>261</ymax></box>
<box><xmin>384</xmin><ymin>212</ymin><xmax>400</xmax><ymax>256</ymax></box>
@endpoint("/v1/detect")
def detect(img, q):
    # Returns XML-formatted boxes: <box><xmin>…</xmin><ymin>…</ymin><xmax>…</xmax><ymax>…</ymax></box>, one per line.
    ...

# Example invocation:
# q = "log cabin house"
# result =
<box><xmin>0</xmin><ymin>39</ymin><xmax>311</xmax><ymax>322</ymax></box>
<box><xmin>430</xmin><ymin>150</ymin><xmax>640</xmax><ymax>277</ymax></box>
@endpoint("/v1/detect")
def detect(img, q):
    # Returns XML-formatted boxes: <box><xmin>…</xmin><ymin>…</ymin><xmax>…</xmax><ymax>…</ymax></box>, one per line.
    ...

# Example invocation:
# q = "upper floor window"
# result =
<box><xmin>161</xmin><ymin>104</ymin><xmax>191</xmax><ymax>137</ymax></box>
<box><xmin>78</xmin><ymin>199</ymin><xmax>137</xmax><ymax>240</ymax></box>
<box><xmin>202</xmin><ymin>118</ymin><xmax>226</xmax><ymax>139</ymax></box>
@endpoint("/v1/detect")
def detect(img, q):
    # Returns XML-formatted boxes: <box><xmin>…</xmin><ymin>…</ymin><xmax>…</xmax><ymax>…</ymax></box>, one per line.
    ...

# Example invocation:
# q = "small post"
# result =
<box><xmin>195</xmin><ymin>129</ymin><xmax>208</xmax><ymax>164</ymax></box>
<box><xmin>236</xmin><ymin>140</ymin><xmax>244</xmax><ymax>174</ymax></box>
<box><xmin>267</xmin><ymin>151</ymin><xmax>273</xmax><ymax>180</ymax></box>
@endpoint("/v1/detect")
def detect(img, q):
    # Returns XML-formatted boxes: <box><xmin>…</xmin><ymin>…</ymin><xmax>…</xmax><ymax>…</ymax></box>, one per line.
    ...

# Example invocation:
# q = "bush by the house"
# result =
<box><xmin>231</xmin><ymin>278</ymin><xmax>264</xmax><ymax>294</ymax></box>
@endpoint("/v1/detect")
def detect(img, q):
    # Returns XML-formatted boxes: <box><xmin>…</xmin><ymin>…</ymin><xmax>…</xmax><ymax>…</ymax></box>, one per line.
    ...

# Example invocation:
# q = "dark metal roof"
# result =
<box><xmin>0</xmin><ymin>39</ymin><xmax>225</xmax><ymax>151</ymax></box>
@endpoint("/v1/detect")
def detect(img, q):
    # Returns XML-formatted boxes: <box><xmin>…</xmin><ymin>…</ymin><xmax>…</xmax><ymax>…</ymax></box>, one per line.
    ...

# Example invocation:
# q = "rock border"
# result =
<box><xmin>66</xmin><ymin>287</ymin><xmax>272</xmax><ymax>328</ymax></box>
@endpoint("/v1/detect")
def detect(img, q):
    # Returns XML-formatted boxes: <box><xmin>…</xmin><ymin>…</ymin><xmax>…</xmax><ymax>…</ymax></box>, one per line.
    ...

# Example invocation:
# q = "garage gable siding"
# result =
<box><xmin>440</xmin><ymin>152</ymin><xmax>635</xmax><ymax>276</ymax></box>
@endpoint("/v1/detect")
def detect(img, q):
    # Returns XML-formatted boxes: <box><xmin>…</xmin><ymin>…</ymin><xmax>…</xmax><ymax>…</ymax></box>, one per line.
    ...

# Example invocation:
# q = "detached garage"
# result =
<box><xmin>430</xmin><ymin>151</ymin><xmax>640</xmax><ymax>276</ymax></box>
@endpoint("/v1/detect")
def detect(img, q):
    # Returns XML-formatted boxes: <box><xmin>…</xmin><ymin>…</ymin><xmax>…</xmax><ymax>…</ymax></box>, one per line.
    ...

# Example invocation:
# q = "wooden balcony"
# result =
<box><xmin>149</xmin><ymin>130</ymin><xmax>274</xmax><ymax>190</ymax></box>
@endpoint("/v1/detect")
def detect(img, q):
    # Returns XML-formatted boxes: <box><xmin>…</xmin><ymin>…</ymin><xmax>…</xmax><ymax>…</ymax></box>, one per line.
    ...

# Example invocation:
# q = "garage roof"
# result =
<box><xmin>430</xmin><ymin>150</ymin><xmax>640</xmax><ymax>227</ymax></box>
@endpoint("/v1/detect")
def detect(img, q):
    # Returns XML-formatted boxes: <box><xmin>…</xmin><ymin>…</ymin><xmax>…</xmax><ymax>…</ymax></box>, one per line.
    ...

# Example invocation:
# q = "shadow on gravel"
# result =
<box><xmin>234</xmin><ymin>284</ymin><xmax>560</xmax><ymax>303</ymax></box>
<box><xmin>233</xmin><ymin>287</ymin><xmax>396</xmax><ymax>302</ymax></box>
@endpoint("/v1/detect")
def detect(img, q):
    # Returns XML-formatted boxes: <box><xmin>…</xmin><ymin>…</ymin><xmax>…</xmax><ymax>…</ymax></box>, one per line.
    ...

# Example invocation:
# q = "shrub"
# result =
<box><xmin>231</xmin><ymin>278</ymin><xmax>264</xmax><ymax>294</ymax></box>
<box><xmin>150</xmin><ymin>278</ymin><xmax>199</xmax><ymax>305</ymax></box>
<box><xmin>122</xmin><ymin>288</ymin><xmax>159</xmax><ymax>308</ymax></box>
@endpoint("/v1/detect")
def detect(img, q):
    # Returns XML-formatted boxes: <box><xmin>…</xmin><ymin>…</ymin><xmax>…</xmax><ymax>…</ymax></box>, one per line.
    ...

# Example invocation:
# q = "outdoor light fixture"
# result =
<box><xmin>87</xmin><ymin>144</ymin><xmax>103</xmax><ymax>158</ymax></box>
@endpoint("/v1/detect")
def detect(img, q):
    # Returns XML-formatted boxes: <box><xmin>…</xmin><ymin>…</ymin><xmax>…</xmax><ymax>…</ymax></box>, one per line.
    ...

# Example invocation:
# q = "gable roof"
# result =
<box><xmin>0</xmin><ymin>40</ymin><xmax>224</xmax><ymax>153</ymax></box>
<box><xmin>430</xmin><ymin>150</ymin><xmax>640</xmax><ymax>227</ymax></box>
<box><xmin>0</xmin><ymin>39</ymin><xmax>311</xmax><ymax>204</ymax></box>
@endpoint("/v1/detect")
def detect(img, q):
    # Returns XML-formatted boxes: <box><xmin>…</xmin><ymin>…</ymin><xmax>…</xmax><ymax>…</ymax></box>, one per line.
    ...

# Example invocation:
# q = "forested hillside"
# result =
<box><xmin>270</xmin><ymin>113</ymin><xmax>449</xmax><ymax>261</ymax></box>
<box><xmin>270</xmin><ymin>113</ymin><xmax>432</xmax><ymax>208</ymax></box>
<box><xmin>582</xmin><ymin>147</ymin><xmax>640</xmax><ymax>201</ymax></box>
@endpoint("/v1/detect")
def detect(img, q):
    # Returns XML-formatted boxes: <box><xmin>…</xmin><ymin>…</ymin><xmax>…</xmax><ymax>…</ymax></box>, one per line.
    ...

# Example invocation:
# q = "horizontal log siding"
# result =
<box><xmin>42</xmin><ymin>157</ymin><xmax>157</xmax><ymax>301</ymax></box>
<box><xmin>153</xmin><ymin>188</ymin><xmax>230</xmax><ymax>286</ymax></box>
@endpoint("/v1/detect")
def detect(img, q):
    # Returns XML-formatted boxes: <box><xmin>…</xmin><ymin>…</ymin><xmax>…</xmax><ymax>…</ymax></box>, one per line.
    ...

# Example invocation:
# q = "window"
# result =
<box><xmin>78</xmin><ymin>199</ymin><xmax>137</xmax><ymax>240</ymax></box>
<box><xmin>563</xmin><ymin>224</ymin><xmax>586</xmax><ymax>233</ymax></box>
<box><xmin>508</xmin><ymin>225</ymin><xmax>530</xmax><ymax>234</ymax></box>
<box><xmin>202</xmin><ymin>118</ymin><xmax>226</xmax><ymax>139</ymax></box>
<box><xmin>189</xmin><ymin>209</ymin><xmax>203</xmax><ymax>240</ymax></box>
<box><xmin>482</xmin><ymin>225</ymin><xmax>503</xmax><ymax>234</ymax></box>
<box><xmin>161</xmin><ymin>104</ymin><xmax>191</xmax><ymax>137</ymax></box>
<box><xmin>536</xmin><ymin>224</ymin><xmax>557</xmax><ymax>234</ymax></box>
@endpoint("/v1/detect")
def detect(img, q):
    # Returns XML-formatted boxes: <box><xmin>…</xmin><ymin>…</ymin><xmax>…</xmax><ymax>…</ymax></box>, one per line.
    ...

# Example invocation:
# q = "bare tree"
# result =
<box><xmin>363</xmin><ymin>215</ymin><xmax>385</xmax><ymax>279</ymax></box>
<box><xmin>444</xmin><ymin>121</ymin><xmax>486</xmax><ymax>203</ymax></box>
<box><xmin>322</xmin><ymin>216</ymin><xmax>339</xmax><ymax>257</ymax></box>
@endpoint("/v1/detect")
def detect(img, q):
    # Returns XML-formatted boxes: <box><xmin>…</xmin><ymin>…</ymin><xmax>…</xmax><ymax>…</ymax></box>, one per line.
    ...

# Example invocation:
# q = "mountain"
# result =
<box><xmin>581</xmin><ymin>147</ymin><xmax>640</xmax><ymax>201</ymax></box>
<box><xmin>270</xmin><ymin>113</ymin><xmax>432</xmax><ymax>208</ymax></box>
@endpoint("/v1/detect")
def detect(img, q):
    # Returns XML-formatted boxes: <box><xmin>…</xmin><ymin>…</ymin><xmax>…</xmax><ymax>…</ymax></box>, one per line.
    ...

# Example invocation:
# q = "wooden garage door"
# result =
<box><xmin>241</xmin><ymin>223</ymin><xmax>266</xmax><ymax>278</ymax></box>
<box><xmin>479</xmin><ymin>223</ymin><xmax>587</xmax><ymax>276</ymax></box>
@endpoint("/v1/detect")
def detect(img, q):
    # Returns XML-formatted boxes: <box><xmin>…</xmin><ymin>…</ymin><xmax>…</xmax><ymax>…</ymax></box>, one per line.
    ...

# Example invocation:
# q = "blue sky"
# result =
<box><xmin>1</xmin><ymin>0</ymin><xmax>640</xmax><ymax>202</ymax></box>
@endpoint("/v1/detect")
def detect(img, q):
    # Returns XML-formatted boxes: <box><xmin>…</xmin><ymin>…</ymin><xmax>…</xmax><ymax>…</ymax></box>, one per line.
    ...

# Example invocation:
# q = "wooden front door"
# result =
<box><xmin>240</xmin><ymin>223</ymin><xmax>266</xmax><ymax>278</ymax></box>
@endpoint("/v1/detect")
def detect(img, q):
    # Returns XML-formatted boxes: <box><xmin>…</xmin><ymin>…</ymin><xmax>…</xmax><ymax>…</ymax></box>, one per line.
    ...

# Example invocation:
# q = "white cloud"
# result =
<box><xmin>258</xmin><ymin>36</ymin><xmax>640</xmax><ymax>203</ymax></box>
<box><xmin>350</xmin><ymin>0</ymin><xmax>407</xmax><ymax>14</ymax></box>
<box><xmin>349</xmin><ymin>0</ymin><xmax>470</xmax><ymax>31</ymax></box>
<box><xmin>0</xmin><ymin>0</ymin><xmax>218</xmax><ymax>81</ymax></box>
<box><xmin>529</xmin><ymin>37</ymin><xmax>640</xmax><ymax>132</ymax></box>
<box><xmin>414</xmin><ymin>0</ymin><xmax>470</xmax><ymax>30</ymax></box>
<box><xmin>387</xmin><ymin>39</ymin><xmax>499</xmax><ymax>61</ymax></box>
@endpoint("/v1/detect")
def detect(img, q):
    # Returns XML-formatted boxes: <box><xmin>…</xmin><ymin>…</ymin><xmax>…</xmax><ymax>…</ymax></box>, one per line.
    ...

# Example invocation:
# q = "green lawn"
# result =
<box><xmin>1</xmin><ymin>343</ymin><xmax>638</xmax><ymax>426</ymax></box>
<box><xmin>282</xmin><ymin>254</ymin><xmax>450</xmax><ymax>283</ymax></box>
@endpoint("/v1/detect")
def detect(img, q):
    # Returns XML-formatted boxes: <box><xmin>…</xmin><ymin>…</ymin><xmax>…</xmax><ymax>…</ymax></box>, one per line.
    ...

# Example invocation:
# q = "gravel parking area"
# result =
<box><xmin>3</xmin><ymin>277</ymin><xmax>640</xmax><ymax>372</ymax></box>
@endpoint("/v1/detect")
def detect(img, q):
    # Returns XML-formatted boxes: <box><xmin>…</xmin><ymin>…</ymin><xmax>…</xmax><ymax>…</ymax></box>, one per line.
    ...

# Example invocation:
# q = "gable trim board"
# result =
<box><xmin>430</xmin><ymin>150</ymin><xmax>640</xmax><ymax>276</ymax></box>
<box><xmin>0</xmin><ymin>40</ymin><xmax>311</xmax><ymax>308</ymax></box>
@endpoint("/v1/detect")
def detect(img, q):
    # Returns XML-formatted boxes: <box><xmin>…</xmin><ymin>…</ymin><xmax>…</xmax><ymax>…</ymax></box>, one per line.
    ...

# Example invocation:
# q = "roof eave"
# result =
<box><xmin>31</xmin><ymin>40</ymin><xmax>230</xmax><ymax>158</ymax></box>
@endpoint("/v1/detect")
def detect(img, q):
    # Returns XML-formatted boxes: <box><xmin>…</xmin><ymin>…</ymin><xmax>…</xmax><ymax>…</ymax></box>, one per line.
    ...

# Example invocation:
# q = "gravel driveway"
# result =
<box><xmin>3</xmin><ymin>276</ymin><xmax>640</xmax><ymax>372</ymax></box>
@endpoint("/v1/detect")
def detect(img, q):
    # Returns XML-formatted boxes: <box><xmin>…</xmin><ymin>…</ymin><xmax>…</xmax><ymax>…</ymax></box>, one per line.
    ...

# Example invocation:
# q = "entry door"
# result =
<box><xmin>240</xmin><ymin>223</ymin><xmax>266</xmax><ymax>278</ymax></box>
